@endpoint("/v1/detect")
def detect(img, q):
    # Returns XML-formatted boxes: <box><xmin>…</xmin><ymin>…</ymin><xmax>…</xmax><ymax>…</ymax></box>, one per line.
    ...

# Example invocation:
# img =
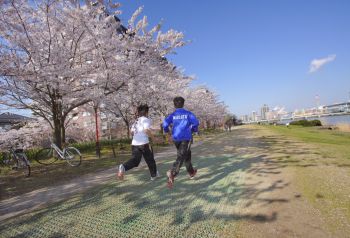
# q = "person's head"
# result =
<box><xmin>137</xmin><ymin>104</ymin><xmax>149</xmax><ymax>117</ymax></box>
<box><xmin>173</xmin><ymin>96</ymin><xmax>185</xmax><ymax>108</ymax></box>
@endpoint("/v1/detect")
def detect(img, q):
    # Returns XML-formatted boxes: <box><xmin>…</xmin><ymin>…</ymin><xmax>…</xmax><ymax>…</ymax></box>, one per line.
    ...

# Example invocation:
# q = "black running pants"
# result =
<box><xmin>123</xmin><ymin>144</ymin><xmax>157</xmax><ymax>177</ymax></box>
<box><xmin>171</xmin><ymin>140</ymin><xmax>194</xmax><ymax>177</ymax></box>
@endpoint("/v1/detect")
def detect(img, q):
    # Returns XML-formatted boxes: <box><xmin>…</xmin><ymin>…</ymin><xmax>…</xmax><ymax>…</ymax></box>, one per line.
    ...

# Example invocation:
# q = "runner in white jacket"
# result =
<box><xmin>117</xmin><ymin>105</ymin><xmax>159</xmax><ymax>181</ymax></box>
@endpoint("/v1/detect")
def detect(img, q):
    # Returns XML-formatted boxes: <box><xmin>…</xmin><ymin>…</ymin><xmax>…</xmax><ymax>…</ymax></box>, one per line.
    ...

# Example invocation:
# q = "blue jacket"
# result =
<box><xmin>163</xmin><ymin>108</ymin><xmax>199</xmax><ymax>141</ymax></box>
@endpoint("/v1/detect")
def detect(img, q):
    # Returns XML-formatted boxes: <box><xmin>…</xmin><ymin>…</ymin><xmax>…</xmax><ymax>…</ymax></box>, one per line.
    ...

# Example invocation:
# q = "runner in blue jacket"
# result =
<box><xmin>163</xmin><ymin>96</ymin><xmax>199</xmax><ymax>188</ymax></box>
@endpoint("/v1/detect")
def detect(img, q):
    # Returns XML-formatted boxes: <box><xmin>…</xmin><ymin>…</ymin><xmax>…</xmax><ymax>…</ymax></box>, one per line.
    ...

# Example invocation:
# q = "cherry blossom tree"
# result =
<box><xmin>185</xmin><ymin>86</ymin><xmax>229</xmax><ymax>129</ymax></box>
<box><xmin>0</xmin><ymin>1</ymin><xmax>231</xmax><ymax>150</ymax></box>
<box><xmin>102</xmin><ymin>6</ymin><xmax>189</xmax><ymax>137</ymax></box>
<box><xmin>0</xmin><ymin>1</ymin><xmax>128</xmax><ymax>147</ymax></box>
<box><xmin>0</xmin><ymin>119</ymin><xmax>51</xmax><ymax>150</ymax></box>
<box><xmin>0</xmin><ymin>1</ymin><xmax>186</xmax><ymax>148</ymax></box>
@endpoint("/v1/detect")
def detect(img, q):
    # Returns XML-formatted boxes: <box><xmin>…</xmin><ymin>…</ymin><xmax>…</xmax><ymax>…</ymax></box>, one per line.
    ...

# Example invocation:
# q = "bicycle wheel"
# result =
<box><xmin>64</xmin><ymin>147</ymin><xmax>82</xmax><ymax>167</ymax></box>
<box><xmin>35</xmin><ymin>148</ymin><xmax>58</xmax><ymax>165</ymax></box>
<box><xmin>16</xmin><ymin>153</ymin><xmax>31</xmax><ymax>177</ymax></box>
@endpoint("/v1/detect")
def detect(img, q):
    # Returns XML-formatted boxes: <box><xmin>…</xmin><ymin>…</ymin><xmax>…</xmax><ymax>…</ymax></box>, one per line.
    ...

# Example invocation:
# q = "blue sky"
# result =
<box><xmin>2</xmin><ymin>0</ymin><xmax>349</xmax><ymax>117</ymax></box>
<box><xmin>117</xmin><ymin>0</ymin><xmax>350</xmax><ymax>116</ymax></box>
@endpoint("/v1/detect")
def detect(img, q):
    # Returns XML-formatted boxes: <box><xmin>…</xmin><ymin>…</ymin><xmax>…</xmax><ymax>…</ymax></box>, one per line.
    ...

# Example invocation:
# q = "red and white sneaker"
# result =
<box><xmin>189</xmin><ymin>168</ymin><xmax>197</xmax><ymax>179</ymax></box>
<box><xmin>166</xmin><ymin>170</ymin><xmax>175</xmax><ymax>189</ymax></box>
<box><xmin>117</xmin><ymin>164</ymin><xmax>125</xmax><ymax>180</ymax></box>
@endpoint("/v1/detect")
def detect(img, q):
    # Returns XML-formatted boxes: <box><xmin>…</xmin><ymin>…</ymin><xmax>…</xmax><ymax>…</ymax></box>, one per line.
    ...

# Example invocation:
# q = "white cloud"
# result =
<box><xmin>309</xmin><ymin>54</ymin><xmax>336</xmax><ymax>73</ymax></box>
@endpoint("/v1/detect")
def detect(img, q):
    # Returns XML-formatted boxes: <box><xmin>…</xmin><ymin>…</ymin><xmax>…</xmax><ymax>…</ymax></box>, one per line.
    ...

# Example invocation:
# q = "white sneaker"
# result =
<box><xmin>117</xmin><ymin>164</ymin><xmax>125</xmax><ymax>180</ymax></box>
<box><xmin>151</xmin><ymin>170</ymin><xmax>160</xmax><ymax>181</ymax></box>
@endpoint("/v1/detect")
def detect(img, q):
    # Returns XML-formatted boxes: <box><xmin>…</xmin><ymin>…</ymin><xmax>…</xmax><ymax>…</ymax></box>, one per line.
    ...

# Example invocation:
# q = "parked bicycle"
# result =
<box><xmin>35</xmin><ymin>141</ymin><xmax>82</xmax><ymax>167</ymax></box>
<box><xmin>1</xmin><ymin>148</ymin><xmax>31</xmax><ymax>177</ymax></box>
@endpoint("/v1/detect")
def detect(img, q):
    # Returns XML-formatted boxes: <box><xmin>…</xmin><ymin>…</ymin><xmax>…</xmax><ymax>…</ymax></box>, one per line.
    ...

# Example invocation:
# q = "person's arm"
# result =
<box><xmin>189</xmin><ymin>113</ymin><xmax>199</xmax><ymax>134</ymax></box>
<box><xmin>144</xmin><ymin>129</ymin><xmax>155</xmax><ymax>142</ymax></box>
<box><xmin>162</xmin><ymin>114</ymin><xmax>173</xmax><ymax>143</ymax></box>
<box><xmin>143</xmin><ymin>119</ymin><xmax>159</xmax><ymax>144</ymax></box>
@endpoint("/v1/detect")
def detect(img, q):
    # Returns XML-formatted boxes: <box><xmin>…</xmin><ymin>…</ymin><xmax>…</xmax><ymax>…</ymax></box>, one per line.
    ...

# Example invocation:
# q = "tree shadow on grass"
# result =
<box><xmin>2</xmin><ymin>126</ymin><xmax>327</xmax><ymax>237</ymax></box>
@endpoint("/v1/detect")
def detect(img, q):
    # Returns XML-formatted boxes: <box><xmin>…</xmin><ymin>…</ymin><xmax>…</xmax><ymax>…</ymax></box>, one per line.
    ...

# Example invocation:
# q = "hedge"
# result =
<box><xmin>289</xmin><ymin>119</ymin><xmax>322</xmax><ymax>127</ymax></box>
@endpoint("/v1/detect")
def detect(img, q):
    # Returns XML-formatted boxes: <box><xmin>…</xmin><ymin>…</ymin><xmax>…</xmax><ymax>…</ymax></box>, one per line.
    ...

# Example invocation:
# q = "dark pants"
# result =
<box><xmin>171</xmin><ymin>140</ymin><xmax>195</xmax><ymax>177</ymax></box>
<box><xmin>123</xmin><ymin>144</ymin><xmax>157</xmax><ymax>177</ymax></box>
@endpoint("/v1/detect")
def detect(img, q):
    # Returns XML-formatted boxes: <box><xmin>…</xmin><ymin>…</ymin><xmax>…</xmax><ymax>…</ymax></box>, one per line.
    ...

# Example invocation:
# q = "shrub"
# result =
<box><xmin>290</xmin><ymin>119</ymin><xmax>322</xmax><ymax>127</ymax></box>
<box><xmin>0</xmin><ymin>152</ymin><xmax>5</xmax><ymax>164</ymax></box>
<box><xmin>71</xmin><ymin>139</ymin><xmax>132</xmax><ymax>153</ymax></box>
<box><xmin>0</xmin><ymin>148</ymin><xmax>40</xmax><ymax>164</ymax></box>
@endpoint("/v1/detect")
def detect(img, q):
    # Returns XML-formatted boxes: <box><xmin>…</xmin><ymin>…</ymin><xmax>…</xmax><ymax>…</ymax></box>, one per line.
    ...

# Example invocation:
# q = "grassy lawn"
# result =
<box><xmin>267</xmin><ymin>125</ymin><xmax>350</xmax><ymax>160</ymax></box>
<box><xmin>267</xmin><ymin>125</ymin><xmax>350</xmax><ymax>145</ymax></box>
<box><xmin>264</xmin><ymin>125</ymin><xmax>350</xmax><ymax>233</ymax></box>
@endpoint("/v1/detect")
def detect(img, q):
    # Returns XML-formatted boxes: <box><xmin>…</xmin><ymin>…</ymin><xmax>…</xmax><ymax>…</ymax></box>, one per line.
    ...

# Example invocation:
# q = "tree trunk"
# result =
<box><xmin>206</xmin><ymin>120</ymin><xmax>211</xmax><ymax>129</ymax></box>
<box><xmin>53</xmin><ymin>119</ymin><xmax>62</xmax><ymax>149</ymax></box>
<box><xmin>61</xmin><ymin>121</ymin><xmax>66</xmax><ymax>145</ymax></box>
<box><xmin>94</xmin><ymin>106</ymin><xmax>101</xmax><ymax>158</ymax></box>
<box><xmin>52</xmin><ymin>116</ymin><xmax>68</xmax><ymax>149</ymax></box>
<box><xmin>126</xmin><ymin>121</ymin><xmax>130</xmax><ymax>139</ymax></box>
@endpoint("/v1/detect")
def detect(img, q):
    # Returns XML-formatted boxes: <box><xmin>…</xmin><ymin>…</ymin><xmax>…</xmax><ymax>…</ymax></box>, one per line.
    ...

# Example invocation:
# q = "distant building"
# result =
<box><xmin>261</xmin><ymin>104</ymin><xmax>269</xmax><ymax>120</ymax></box>
<box><xmin>251</xmin><ymin>111</ymin><xmax>257</xmax><ymax>122</ymax></box>
<box><xmin>240</xmin><ymin>115</ymin><xmax>249</xmax><ymax>123</ymax></box>
<box><xmin>324</xmin><ymin>102</ymin><xmax>350</xmax><ymax>113</ymax></box>
<box><xmin>292</xmin><ymin>102</ymin><xmax>350</xmax><ymax>118</ymax></box>
<box><xmin>68</xmin><ymin>107</ymin><xmax>122</xmax><ymax>140</ymax></box>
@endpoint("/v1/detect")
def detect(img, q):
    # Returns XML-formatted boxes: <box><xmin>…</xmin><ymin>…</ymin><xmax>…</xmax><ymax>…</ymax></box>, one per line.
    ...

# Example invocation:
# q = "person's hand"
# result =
<box><xmin>166</xmin><ymin>134</ymin><xmax>173</xmax><ymax>144</ymax></box>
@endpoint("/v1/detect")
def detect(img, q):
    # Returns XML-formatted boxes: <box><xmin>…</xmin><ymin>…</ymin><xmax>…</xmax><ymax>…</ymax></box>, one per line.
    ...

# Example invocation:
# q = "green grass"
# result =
<box><xmin>262</xmin><ymin>125</ymin><xmax>350</xmax><ymax>233</ymax></box>
<box><xmin>266</xmin><ymin>125</ymin><xmax>350</xmax><ymax>160</ymax></box>
<box><xmin>268</xmin><ymin>125</ymin><xmax>350</xmax><ymax>145</ymax></box>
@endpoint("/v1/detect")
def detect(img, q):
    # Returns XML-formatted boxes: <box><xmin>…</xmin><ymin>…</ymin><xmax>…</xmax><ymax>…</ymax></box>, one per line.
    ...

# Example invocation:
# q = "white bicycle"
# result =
<box><xmin>35</xmin><ymin>141</ymin><xmax>82</xmax><ymax>167</ymax></box>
